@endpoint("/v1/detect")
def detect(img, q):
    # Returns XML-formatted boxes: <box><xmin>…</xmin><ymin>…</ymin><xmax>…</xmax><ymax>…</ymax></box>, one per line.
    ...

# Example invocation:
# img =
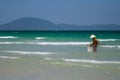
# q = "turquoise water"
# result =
<box><xmin>0</xmin><ymin>31</ymin><xmax>120</xmax><ymax>62</ymax></box>
<box><xmin>0</xmin><ymin>31</ymin><xmax>120</xmax><ymax>80</ymax></box>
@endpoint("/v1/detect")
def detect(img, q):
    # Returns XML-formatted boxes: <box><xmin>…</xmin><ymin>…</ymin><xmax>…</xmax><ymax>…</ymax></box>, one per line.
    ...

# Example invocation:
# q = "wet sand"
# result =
<box><xmin>0</xmin><ymin>58</ymin><xmax>120</xmax><ymax>80</ymax></box>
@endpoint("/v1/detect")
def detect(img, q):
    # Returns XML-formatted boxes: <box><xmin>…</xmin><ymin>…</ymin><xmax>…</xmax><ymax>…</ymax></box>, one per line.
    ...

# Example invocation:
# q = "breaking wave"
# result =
<box><xmin>62</xmin><ymin>59</ymin><xmax>120</xmax><ymax>64</ymax></box>
<box><xmin>0</xmin><ymin>51</ymin><xmax>54</xmax><ymax>55</ymax></box>
<box><xmin>44</xmin><ymin>58</ymin><xmax>120</xmax><ymax>64</ymax></box>
<box><xmin>0</xmin><ymin>36</ymin><xmax>19</xmax><ymax>39</ymax></box>
<box><xmin>98</xmin><ymin>39</ymin><xmax>119</xmax><ymax>42</ymax></box>
<box><xmin>35</xmin><ymin>37</ymin><xmax>46</xmax><ymax>40</ymax></box>
<box><xmin>34</xmin><ymin>42</ymin><xmax>90</xmax><ymax>45</ymax></box>
<box><xmin>100</xmin><ymin>45</ymin><xmax>120</xmax><ymax>48</ymax></box>
<box><xmin>100</xmin><ymin>45</ymin><xmax>116</xmax><ymax>48</ymax></box>
<box><xmin>0</xmin><ymin>42</ymin><xmax>24</xmax><ymax>44</ymax></box>
<box><xmin>0</xmin><ymin>56</ymin><xmax>19</xmax><ymax>59</ymax></box>
<box><xmin>0</xmin><ymin>41</ymin><xmax>91</xmax><ymax>45</ymax></box>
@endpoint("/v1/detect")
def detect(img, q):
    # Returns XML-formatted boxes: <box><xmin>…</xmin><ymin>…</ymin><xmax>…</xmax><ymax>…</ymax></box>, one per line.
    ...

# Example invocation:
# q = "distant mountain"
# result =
<box><xmin>0</xmin><ymin>17</ymin><xmax>56</xmax><ymax>30</ymax></box>
<box><xmin>0</xmin><ymin>17</ymin><xmax>120</xmax><ymax>31</ymax></box>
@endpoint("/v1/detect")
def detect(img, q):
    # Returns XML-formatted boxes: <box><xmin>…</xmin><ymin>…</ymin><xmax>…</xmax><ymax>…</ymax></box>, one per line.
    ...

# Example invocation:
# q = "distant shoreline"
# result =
<box><xmin>0</xmin><ymin>17</ymin><xmax>120</xmax><ymax>31</ymax></box>
<box><xmin>0</xmin><ymin>30</ymin><xmax>120</xmax><ymax>32</ymax></box>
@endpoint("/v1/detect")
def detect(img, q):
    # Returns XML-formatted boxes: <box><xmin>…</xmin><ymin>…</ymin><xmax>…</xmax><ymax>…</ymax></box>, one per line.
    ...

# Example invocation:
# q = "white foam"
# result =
<box><xmin>100</xmin><ymin>45</ymin><xmax>120</xmax><ymax>48</ymax></box>
<box><xmin>0</xmin><ymin>51</ymin><xmax>54</xmax><ymax>55</ymax></box>
<box><xmin>98</xmin><ymin>39</ymin><xmax>118</xmax><ymax>42</ymax></box>
<box><xmin>44</xmin><ymin>58</ymin><xmax>120</xmax><ymax>64</ymax></box>
<box><xmin>44</xmin><ymin>58</ymin><xmax>52</xmax><ymax>60</ymax></box>
<box><xmin>0</xmin><ymin>36</ymin><xmax>19</xmax><ymax>39</ymax></box>
<box><xmin>100</xmin><ymin>45</ymin><xmax>116</xmax><ymax>48</ymax></box>
<box><xmin>0</xmin><ymin>41</ymin><xmax>90</xmax><ymax>45</ymax></box>
<box><xmin>35</xmin><ymin>37</ymin><xmax>46</xmax><ymax>40</ymax></box>
<box><xmin>0</xmin><ymin>41</ymin><xmax>119</xmax><ymax>48</ymax></box>
<box><xmin>81</xmin><ymin>65</ymin><xmax>98</xmax><ymax>68</ymax></box>
<box><xmin>0</xmin><ymin>42</ymin><xmax>24</xmax><ymax>44</ymax></box>
<box><xmin>34</xmin><ymin>42</ymin><xmax>91</xmax><ymax>45</ymax></box>
<box><xmin>117</xmin><ymin>45</ymin><xmax>120</xmax><ymax>48</ymax></box>
<box><xmin>50</xmin><ymin>62</ymin><xmax>97</xmax><ymax>67</ymax></box>
<box><xmin>62</xmin><ymin>59</ymin><xmax>120</xmax><ymax>64</ymax></box>
<box><xmin>0</xmin><ymin>56</ymin><xmax>19</xmax><ymax>59</ymax></box>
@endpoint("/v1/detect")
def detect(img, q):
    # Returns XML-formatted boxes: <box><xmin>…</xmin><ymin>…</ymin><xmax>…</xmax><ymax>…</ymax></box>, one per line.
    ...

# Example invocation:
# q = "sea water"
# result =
<box><xmin>0</xmin><ymin>31</ymin><xmax>120</xmax><ymax>80</ymax></box>
<box><xmin>0</xmin><ymin>31</ymin><xmax>120</xmax><ymax>65</ymax></box>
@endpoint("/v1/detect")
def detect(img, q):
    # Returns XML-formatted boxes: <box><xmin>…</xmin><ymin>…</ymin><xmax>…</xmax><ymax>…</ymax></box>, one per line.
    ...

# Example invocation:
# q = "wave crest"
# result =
<box><xmin>0</xmin><ymin>41</ymin><xmax>90</xmax><ymax>45</ymax></box>
<box><xmin>44</xmin><ymin>58</ymin><xmax>120</xmax><ymax>64</ymax></box>
<box><xmin>98</xmin><ymin>39</ymin><xmax>119</xmax><ymax>42</ymax></box>
<box><xmin>0</xmin><ymin>56</ymin><xmax>19</xmax><ymax>59</ymax></box>
<box><xmin>0</xmin><ymin>51</ymin><xmax>54</xmax><ymax>55</ymax></box>
<box><xmin>62</xmin><ymin>59</ymin><xmax>120</xmax><ymax>64</ymax></box>
<box><xmin>35</xmin><ymin>37</ymin><xmax>46</xmax><ymax>40</ymax></box>
<box><xmin>0</xmin><ymin>36</ymin><xmax>19</xmax><ymax>39</ymax></box>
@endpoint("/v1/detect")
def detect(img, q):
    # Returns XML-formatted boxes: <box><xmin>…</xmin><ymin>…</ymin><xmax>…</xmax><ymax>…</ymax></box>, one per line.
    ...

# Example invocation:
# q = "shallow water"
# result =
<box><xmin>0</xmin><ymin>31</ymin><xmax>120</xmax><ymax>80</ymax></box>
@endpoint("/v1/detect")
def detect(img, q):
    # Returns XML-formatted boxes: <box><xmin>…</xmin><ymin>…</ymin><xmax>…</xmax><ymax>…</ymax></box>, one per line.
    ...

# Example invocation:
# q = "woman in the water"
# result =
<box><xmin>90</xmin><ymin>34</ymin><xmax>99</xmax><ymax>52</ymax></box>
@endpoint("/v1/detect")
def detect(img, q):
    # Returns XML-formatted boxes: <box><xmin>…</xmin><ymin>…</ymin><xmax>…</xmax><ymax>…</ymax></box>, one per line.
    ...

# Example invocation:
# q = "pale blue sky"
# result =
<box><xmin>0</xmin><ymin>0</ymin><xmax>120</xmax><ymax>25</ymax></box>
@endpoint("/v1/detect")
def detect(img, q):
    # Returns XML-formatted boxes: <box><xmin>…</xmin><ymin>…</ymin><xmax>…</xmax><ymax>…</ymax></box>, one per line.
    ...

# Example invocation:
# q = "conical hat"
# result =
<box><xmin>90</xmin><ymin>34</ymin><xmax>96</xmax><ymax>38</ymax></box>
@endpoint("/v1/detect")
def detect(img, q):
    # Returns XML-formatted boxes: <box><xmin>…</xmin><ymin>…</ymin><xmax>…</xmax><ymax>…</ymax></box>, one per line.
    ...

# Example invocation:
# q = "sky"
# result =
<box><xmin>0</xmin><ymin>0</ymin><xmax>120</xmax><ymax>25</ymax></box>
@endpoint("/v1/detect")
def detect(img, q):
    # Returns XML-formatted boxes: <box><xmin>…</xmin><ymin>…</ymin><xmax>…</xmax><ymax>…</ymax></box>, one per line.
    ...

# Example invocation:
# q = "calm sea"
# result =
<box><xmin>0</xmin><ymin>31</ymin><xmax>120</xmax><ymax>63</ymax></box>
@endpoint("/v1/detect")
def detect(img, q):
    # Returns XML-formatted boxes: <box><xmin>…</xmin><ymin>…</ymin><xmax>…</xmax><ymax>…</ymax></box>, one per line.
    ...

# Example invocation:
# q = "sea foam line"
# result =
<box><xmin>35</xmin><ymin>37</ymin><xmax>46</xmax><ymax>40</ymax></box>
<box><xmin>0</xmin><ymin>42</ymin><xmax>120</xmax><ymax>48</ymax></box>
<box><xmin>98</xmin><ymin>39</ymin><xmax>118</xmax><ymax>41</ymax></box>
<box><xmin>62</xmin><ymin>59</ymin><xmax>120</xmax><ymax>64</ymax></box>
<box><xmin>44</xmin><ymin>58</ymin><xmax>120</xmax><ymax>64</ymax></box>
<box><xmin>0</xmin><ymin>42</ymin><xmax>24</xmax><ymax>44</ymax></box>
<box><xmin>100</xmin><ymin>45</ymin><xmax>116</xmax><ymax>48</ymax></box>
<box><xmin>0</xmin><ymin>51</ymin><xmax>54</xmax><ymax>55</ymax></box>
<box><xmin>0</xmin><ymin>56</ymin><xmax>19</xmax><ymax>59</ymax></box>
<box><xmin>100</xmin><ymin>45</ymin><xmax>120</xmax><ymax>48</ymax></box>
<box><xmin>117</xmin><ymin>46</ymin><xmax>120</xmax><ymax>48</ymax></box>
<box><xmin>0</xmin><ymin>36</ymin><xmax>19</xmax><ymax>39</ymax></box>
<box><xmin>0</xmin><ymin>41</ymin><xmax>91</xmax><ymax>45</ymax></box>
<box><xmin>36</xmin><ymin>42</ymin><xmax>90</xmax><ymax>45</ymax></box>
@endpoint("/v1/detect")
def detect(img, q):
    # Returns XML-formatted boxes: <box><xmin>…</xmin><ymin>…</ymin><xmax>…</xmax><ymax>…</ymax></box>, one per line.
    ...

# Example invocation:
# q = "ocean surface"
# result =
<box><xmin>0</xmin><ymin>31</ymin><xmax>120</xmax><ymax>80</ymax></box>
